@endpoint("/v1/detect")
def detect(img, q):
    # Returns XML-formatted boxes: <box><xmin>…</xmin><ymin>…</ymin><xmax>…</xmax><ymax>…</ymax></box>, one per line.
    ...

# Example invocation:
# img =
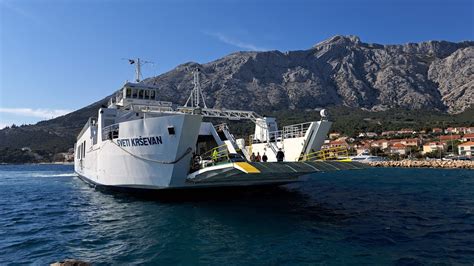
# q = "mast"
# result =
<box><xmin>124</xmin><ymin>58</ymin><xmax>153</xmax><ymax>83</ymax></box>
<box><xmin>184</xmin><ymin>68</ymin><xmax>207</xmax><ymax>108</ymax></box>
<box><xmin>136</xmin><ymin>58</ymin><xmax>141</xmax><ymax>82</ymax></box>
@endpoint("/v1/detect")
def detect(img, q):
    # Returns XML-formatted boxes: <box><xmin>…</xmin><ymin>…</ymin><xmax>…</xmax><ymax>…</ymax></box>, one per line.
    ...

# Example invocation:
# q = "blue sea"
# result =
<box><xmin>0</xmin><ymin>164</ymin><xmax>473</xmax><ymax>265</ymax></box>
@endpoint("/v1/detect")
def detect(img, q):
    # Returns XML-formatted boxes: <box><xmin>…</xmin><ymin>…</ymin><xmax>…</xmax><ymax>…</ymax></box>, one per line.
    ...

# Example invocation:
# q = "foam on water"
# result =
<box><xmin>30</xmin><ymin>173</ymin><xmax>77</xmax><ymax>178</ymax></box>
<box><xmin>0</xmin><ymin>164</ymin><xmax>473</xmax><ymax>264</ymax></box>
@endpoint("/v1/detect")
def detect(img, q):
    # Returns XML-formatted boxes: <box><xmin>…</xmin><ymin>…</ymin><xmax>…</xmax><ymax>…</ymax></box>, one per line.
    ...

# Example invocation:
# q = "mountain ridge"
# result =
<box><xmin>142</xmin><ymin>35</ymin><xmax>473</xmax><ymax>113</ymax></box>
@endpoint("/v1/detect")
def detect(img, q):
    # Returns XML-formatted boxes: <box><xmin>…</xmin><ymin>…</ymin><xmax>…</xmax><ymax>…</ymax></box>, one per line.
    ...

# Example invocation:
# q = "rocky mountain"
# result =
<box><xmin>1</xmin><ymin>35</ymin><xmax>473</xmax><ymax>161</ymax></box>
<box><xmin>143</xmin><ymin>35</ymin><xmax>473</xmax><ymax>113</ymax></box>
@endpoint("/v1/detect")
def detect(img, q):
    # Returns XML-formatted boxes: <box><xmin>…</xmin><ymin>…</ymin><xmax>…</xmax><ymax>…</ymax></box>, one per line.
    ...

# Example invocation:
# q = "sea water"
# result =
<box><xmin>0</xmin><ymin>164</ymin><xmax>473</xmax><ymax>265</ymax></box>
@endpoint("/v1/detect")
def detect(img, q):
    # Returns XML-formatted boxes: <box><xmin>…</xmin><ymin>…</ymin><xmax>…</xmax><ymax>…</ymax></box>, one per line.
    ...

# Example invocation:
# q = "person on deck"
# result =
<box><xmin>276</xmin><ymin>149</ymin><xmax>285</xmax><ymax>162</ymax></box>
<box><xmin>256</xmin><ymin>152</ymin><xmax>261</xmax><ymax>162</ymax></box>
<box><xmin>250</xmin><ymin>152</ymin><xmax>256</xmax><ymax>162</ymax></box>
<box><xmin>212</xmin><ymin>149</ymin><xmax>219</xmax><ymax>163</ymax></box>
<box><xmin>262</xmin><ymin>153</ymin><xmax>268</xmax><ymax>162</ymax></box>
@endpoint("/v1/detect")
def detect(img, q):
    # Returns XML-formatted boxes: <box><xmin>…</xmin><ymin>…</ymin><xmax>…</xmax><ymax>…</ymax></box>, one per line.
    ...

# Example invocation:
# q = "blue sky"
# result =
<box><xmin>1</xmin><ymin>0</ymin><xmax>473</xmax><ymax>128</ymax></box>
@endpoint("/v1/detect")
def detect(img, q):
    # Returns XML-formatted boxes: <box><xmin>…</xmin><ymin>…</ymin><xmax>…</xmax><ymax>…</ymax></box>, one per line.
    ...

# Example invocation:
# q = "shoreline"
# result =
<box><xmin>368</xmin><ymin>160</ymin><xmax>473</xmax><ymax>169</ymax></box>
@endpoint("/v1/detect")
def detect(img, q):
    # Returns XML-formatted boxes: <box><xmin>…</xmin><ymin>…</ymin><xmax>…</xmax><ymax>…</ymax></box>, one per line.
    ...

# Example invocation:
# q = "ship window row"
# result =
<box><xmin>126</xmin><ymin>88</ymin><xmax>156</xmax><ymax>100</ymax></box>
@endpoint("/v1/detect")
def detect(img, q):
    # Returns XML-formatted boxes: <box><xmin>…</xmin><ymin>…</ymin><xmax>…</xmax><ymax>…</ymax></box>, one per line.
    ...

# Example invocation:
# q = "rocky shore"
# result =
<box><xmin>368</xmin><ymin>160</ymin><xmax>474</xmax><ymax>169</ymax></box>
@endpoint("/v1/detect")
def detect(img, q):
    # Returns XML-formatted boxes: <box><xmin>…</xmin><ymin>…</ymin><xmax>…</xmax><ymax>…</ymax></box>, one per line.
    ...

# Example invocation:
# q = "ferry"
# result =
<box><xmin>74</xmin><ymin>60</ymin><xmax>365</xmax><ymax>190</ymax></box>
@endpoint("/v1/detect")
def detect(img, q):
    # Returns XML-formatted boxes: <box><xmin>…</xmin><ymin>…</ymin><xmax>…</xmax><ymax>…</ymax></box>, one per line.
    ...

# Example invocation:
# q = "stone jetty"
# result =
<box><xmin>368</xmin><ymin>160</ymin><xmax>474</xmax><ymax>169</ymax></box>
<box><xmin>51</xmin><ymin>259</ymin><xmax>90</xmax><ymax>266</ymax></box>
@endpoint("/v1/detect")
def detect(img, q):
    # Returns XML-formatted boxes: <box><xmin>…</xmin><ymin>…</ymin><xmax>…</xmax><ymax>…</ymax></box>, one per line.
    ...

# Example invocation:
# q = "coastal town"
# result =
<box><xmin>323</xmin><ymin>126</ymin><xmax>474</xmax><ymax>160</ymax></box>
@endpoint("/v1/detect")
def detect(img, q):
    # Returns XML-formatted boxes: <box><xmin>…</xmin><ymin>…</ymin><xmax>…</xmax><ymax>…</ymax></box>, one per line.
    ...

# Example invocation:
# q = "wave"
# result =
<box><xmin>30</xmin><ymin>173</ymin><xmax>76</xmax><ymax>178</ymax></box>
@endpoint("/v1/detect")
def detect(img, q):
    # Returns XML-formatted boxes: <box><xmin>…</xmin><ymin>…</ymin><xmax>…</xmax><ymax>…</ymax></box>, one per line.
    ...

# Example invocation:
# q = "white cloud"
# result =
<box><xmin>204</xmin><ymin>31</ymin><xmax>268</xmax><ymax>51</ymax></box>
<box><xmin>0</xmin><ymin>107</ymin><xmax>72</xmax><ymax>119</ymax></box>
<box><xmin>0</xmin><ymin>122</ymin><xmax>11</xmax><ymax>129</ymax></box>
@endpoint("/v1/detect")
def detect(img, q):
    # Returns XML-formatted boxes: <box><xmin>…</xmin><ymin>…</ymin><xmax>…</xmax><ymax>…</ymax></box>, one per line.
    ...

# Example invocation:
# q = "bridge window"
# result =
<box><xmin>138</xmin><ymin>90</ymin><xmax>144</xmax><ymax>99</ymax></box>
<box><xmin>126</xmin><ymin>88</ymin><xmax>131</xmax><ymax>98</ymax></box>
<box><xmin>145</xmin><ymin>90</ymin><xmax>150</xmax><ymax>99</ymax></box>
<box><xmin>132</xmin><ymin>89</ymin><xmax>138</xmax><ymax>98</ymax></box>
<box><xmin>150</xmin><ymin>90</ymin><xmax>155</xmax><ymax>100</ymax></box>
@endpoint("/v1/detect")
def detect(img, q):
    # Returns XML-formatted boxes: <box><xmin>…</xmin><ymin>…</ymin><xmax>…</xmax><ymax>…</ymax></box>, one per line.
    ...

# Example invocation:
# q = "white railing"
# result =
<box><xmin>283</xmin><ymin>122</ymin><xmax>312</xmax><ymax>139</ymax></box>
<box><xmin>250</xmin><ymin>122</ymin><xmax>312</xmax><ymax>144</ymax></box>
<box><xmin>102</xmin><ymin>123</ymin><xmax>119</xmax><ymax>140</ymax></box>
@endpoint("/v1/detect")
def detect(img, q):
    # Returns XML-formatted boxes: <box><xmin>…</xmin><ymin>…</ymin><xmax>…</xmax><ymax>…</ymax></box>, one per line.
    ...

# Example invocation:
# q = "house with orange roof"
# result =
<box><xmin>462</xmin><ymin>133</ymin><xmax>474</xmax><ymax>142</ymax></box>
<box><xmin>439</xmin><ymin>135</ymin><xmax>461</xmax><ymax>142</ymax></box>
<box><xmin>370</xmin><ymin>139</ymin><xmax>390</xmax><ymax>150</ymax></box>
<box><xmin>458</xmin><ymin>141</ymin><xmax>474</xmax><ymax>157</ymax></box>
<box><xmin>329</xmin><ymin>140</ymin><xmax>349</xmax><ymax>148</ymax></box>
<box><xmin>400</xmin><ymin>138</ymin><xmax>421</xmax><ymax>147</ymax></box>
<box><xmin>422</xmin><ymin>142</ymin><xmax>446</xmax><ymax>154</ymax></box>
<box><xmin>390</xmin><ymin>143</ymin><xmax>408</xmax><ymax>155</ymax></box>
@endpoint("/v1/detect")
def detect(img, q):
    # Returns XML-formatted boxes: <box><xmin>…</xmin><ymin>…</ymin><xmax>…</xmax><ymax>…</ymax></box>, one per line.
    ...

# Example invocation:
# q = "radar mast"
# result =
<box><xmin>184</xmin><ymin>68</ymin><xmax>208</xmax><ymax>108</ymax></box>
<box><xmin>124</xmin><ymin>58</ymin><xmax>154</xmax><ymax>82</ymax></box>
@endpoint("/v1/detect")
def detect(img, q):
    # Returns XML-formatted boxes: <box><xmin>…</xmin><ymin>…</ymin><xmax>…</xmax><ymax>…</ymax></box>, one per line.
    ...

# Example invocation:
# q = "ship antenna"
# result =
<box><xmin>123</xmin><ymin>58</ymin><xmax>154</xmax><ymax>82</ymax></box>
<box><xmin>184</xmin><ymin>68</ymin><xmax>207</xmax><ymax>108</ymax></box>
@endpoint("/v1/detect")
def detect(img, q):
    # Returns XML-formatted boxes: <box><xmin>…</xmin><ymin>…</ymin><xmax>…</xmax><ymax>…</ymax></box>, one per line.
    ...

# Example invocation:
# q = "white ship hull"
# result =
<box><xmin>75</xmin><ymin>113</ymin><xmax>203</xmax><ymax>189</ymax></box>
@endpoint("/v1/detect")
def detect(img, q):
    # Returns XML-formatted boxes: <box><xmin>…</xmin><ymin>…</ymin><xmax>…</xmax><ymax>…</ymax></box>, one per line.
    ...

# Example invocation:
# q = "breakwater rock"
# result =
<box><xmin>368</xmin><ymin>160</ymin><xmax>474</xmax><ymax>169</ymax></box>
<box><xmin>51</xmin><ymin>259</ymin><xmax>90</xmax><ymax>266</ymax></box>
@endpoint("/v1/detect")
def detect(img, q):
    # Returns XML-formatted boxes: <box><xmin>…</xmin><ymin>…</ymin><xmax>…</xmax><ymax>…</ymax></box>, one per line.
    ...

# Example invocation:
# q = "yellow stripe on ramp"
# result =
<box><xmin>337</xmin><ymin>158</ymin><xmax>352</xmax><ymax>162</ymax></box>
<box><xmin>234</xmin><ymin>162</ymin><xmax>261</xmax><ymax>174</ymax></box>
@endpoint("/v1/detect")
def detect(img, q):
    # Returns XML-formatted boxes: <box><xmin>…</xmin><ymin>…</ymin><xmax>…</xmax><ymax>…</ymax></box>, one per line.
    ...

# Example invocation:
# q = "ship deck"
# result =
<box><xmin>187</xmin><ymin>161</ymin><xmax>367</xmax><ymax>184</ymax></box>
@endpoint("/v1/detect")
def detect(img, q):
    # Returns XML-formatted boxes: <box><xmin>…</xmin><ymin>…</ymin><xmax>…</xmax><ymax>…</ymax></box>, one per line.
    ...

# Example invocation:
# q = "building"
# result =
<box><xmin>458</xmin><ymin>141</ymin><xmax>474</xmax><ymax>157</ymax></box>
<box><xmin>358</xmin><ymin>132</ymin><xmax>377</xmax><ymax>138</ymax></box>
<box><xmin>329</xmin><ymin>132</ymin><xmax>341</xmax><ymax>139</ymax></box>
<box><xmin>445</xmin><ymin>127</ymin><xmax>458</xmax><ymax>134</ymax></box>
<box><xmin>328</xmin><ymin>140</ymin><xmax>349</xmax><ymax>149</ymax></box>
<box><xmin>400</xmin><ymin>138</ymin><xmax>421</xmax><ymax>147</ymax></box>
<box><xmin>370</xmin><ymin>139</ymin><xmax>390</xmax><ymax>150</ymax></box>
<box><xmin>445</xmin><ymin>127</ymin><xmax>470</xmax><ymax>134</ymax></box>
<box><xmin>390</xmin><ymin>143</ymin><xmax>408</xmax><ymax>155</ymax></box>
<box><xmin>381</xmin><ymin>131</ymin><xmax>397</xmax><ymax>136</ymax></box>
<box><xmin>432</xmin><ymin>128</ymin><xmax>443</xmax><ymax>134</ymax></box>
<box><xmin>422</xmin><ymin>142</ymin><xmax>446</xmax><ymax>154</ymax></box>
<box><xmin>462</xmin><ymin>133</ymin><xmax>474</xmax><ymax>142</ymax></box>
<box><xmin>398</xmin><ymin>128</ymin><xmax>415</xmax><ymax>135</ymax></box>
<box><xmin>439</xmin><ymin>135</ymin><xmax>461</xmax><ymax>142</ymax></box>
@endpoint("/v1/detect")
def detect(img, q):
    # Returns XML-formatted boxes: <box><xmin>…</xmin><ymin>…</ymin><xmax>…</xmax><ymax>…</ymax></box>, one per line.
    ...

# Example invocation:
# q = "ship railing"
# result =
<box><xmin>199</xmin><ymin>144</ymin><xmax>230</xmax><ymax>166</ymax></box>
<box><xmin>249</xmin><ymin>122</ymin><xmax>312</xmax><ymax>144</ymax></box>
<box><xmin>102</xmin><ymin>123</ymin><xmax>120</xmax><ymax>140</ymax></box>
<box><xmin>300</xmin><ymin>146</ymin><xmax>350</xmax><ymax>161</ymax></box>
<box><xmin>283</xmin><ymin>122</ymin><xmax>312</xmax><ymax>139</ymax></box>
<box><xmin>135</xmin><ymin>103</ymin><xmax>174</xmax><ymax>113</ymax></box>
<box><xmin>77</xmin><ymin>117</ymin><xmax>97</xmax><ymax>140</ymax></box>
<box><xmin>196</xmin><ymin>144</ymin><xmax>247</xmax><ymax>169</ymax></box>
